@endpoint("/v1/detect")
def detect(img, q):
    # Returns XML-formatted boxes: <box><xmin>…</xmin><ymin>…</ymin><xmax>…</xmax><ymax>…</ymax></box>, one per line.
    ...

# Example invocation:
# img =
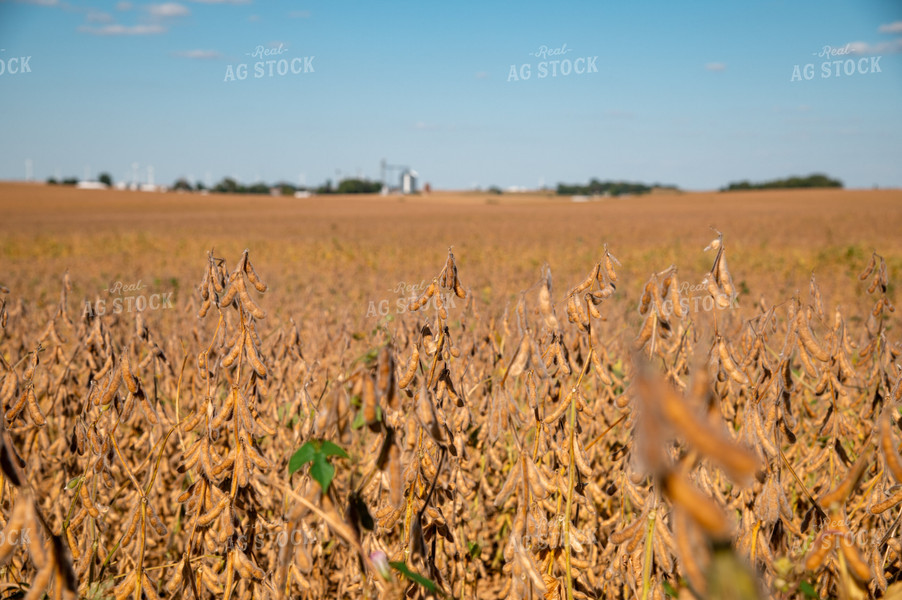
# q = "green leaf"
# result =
<box><xmin>466</xmin><ymin>541</ymin><xmax>480</xmax><ymax>559</ymax></box>
<box><xmin>320</xmin><ymin>440</ymin><xmax>349</xmax><ymax>459</ymax></box>
<box><xmin>799</xmin><ymin>581</ymin><xmax>819</xmax><ymax>599</ymax></box>
<box><xmin>288</xmin><ymin>442</ymin><xmax>316</xmax><ymax>475</ymax></box>
<box><xmin>288</xmin><ymin>439</ymin><xmax>348</xmax><ymax>492</ymax></box>
<box><xmin>389</xmin><ymin>561</ymin><xmax>437</xmax><ymax>593</ymax></box>
<box><xmin>662</xmin><ymin>580</ymin><xmax>678</xmax><ymax>597</ymax></box>
<box><xmin>351</xmin><ymin>410</ymin><xmax>366</xmax><ymax>430</ymax></box>
<box><xmin>310</xmin><ymin>453</ymin><xmax>336</xmax><ymax>494</ymax></box>
<box><xmin>363</xmin><ymin>348</ymin><xmax>379</xmax><ymax>365</ymax></box>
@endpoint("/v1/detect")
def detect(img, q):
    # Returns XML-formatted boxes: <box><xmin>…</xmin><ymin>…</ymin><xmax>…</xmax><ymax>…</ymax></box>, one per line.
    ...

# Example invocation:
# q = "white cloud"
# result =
<box><xmin>190</xmin><ymin>0</ymin><xmax>251</xmax><ymax>4</ymax></box>
<box><xmin>878</xmin><ymin>21</ymin><xmax>902</xmax><ymax>34</ymax></box>
<box><xmin>147</xmin><ymin>2</ymin><xmax>189</xmax><ymax>17</ymax></box>
<box><xmin>848</xmin><ymin>39</ymin><xmax>902</xmax><ymax>55</ymax></box>
<box><xmin>172</xmin><ymin>49</ymin><xmax>222</xmax><ymax>59</ymax></box>
<box><xmin>78</xmin><ymin>23</ymin><xmax>166</xmax><ymax>35</ymax></box>
<box><xmin>705</xmin><ymin>62</ymin><xmax>726</xmax><ymax>71</ymax></box>
<box><xmin>288</xmin><ymin>10</ymin><xmax>310</xmax><ymax>18</ymax></box>
<box><xmin>86</xmin><ymin>10</ymin><xmax>113</xmax><ymax>22</ymax></box>
<box><xmin>474</xmin><ymin>71</ymin><xmax>488</xmax><ymax>79</ymax></box>
<box><xmin>116</xmin><ymin>1</ymin><xmax>132</xmax><ymax>9</ymax></box>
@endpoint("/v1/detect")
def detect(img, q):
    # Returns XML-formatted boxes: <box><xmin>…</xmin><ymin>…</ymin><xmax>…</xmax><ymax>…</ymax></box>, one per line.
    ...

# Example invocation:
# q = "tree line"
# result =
<box><xmin>46</xmin><ymin>174</ymin><xmax>385</xmax><ymax>195</ymax></box>
<box><xmin>720</xmin><ymin>173</ymin><xmax>842</xmax><ymax>191</ymax></box>
<box><xmin>555</xmin><ymin>179</ymin><xmax>679</xmax><ymax>196</ymax></box>
<box><xmin>43</xmin><ymin>172</ymin><xmax>846</xmax><ymax>194</ymax></box>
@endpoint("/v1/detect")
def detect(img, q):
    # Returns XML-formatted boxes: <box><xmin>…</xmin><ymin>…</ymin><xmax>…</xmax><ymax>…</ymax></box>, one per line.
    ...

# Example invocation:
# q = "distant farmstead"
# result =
<box><xmin>381</xmin><ymin>159</ymin><xmax>419</xmax><ymax>195</ymax></box>
<box><xmin>401</xmin><ymin>169</ymin><xmax>418</xmax><ymax>194</ymax></box>
<box><xmin>75</xmin><ymin>181</ymin><xmax>108</xmax><ymax>190</ymax></box>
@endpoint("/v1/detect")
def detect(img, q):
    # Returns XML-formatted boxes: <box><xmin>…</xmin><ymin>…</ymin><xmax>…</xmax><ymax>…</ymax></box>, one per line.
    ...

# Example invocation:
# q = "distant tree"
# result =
<box><xmin>62</xmin><ymin>177</ymin><xmax>78</xmax><ymax>186</ymax></box>
<box><xmin>556</xmin><ymin>179</ymin><xmax>663</xmax><ymax>196</ymax></box>
<box><xmin>195</xmin><ymin>181</ymin><xmax>206</xmax><ymax>191</ymax></box>
<box><xmin>98</xmin><ymin>172</ymin><xmax>113</xmax><ymax>186</ymax></box>
<box><xmin>214</xmin><ymin>177</ymin><xmax>239</xmax><ymax>194</ymax></box>
<box><xmin>487</xmin><ymin>186</ymin><xmax>503</xmax><ymax>194</ymax></box>
<box><xmin>316</xmin><ymin>179</ymin><xmax>334</xmax><ymax>194</ymax></box>
<box><xmin>172</xmin><ymin>178</ymin><xmax>193</xmax><ymax>191</ymax></box>
<box><xmin>275</xmin><ymin>182</ymin><xmax>298</xmax><ymax>196</ymax></box>
<box><xmin>46</xmin><ymin>177</ymin><xmax>57</xmax><ymax>185</ymax></box>
<box><xmin>336</xmin><ymin>178</ymin><xmax>382</xmax><ymax>194</ymax></box>
<box><xmin>722</xmin><ymin>173</ymin><xmax>842</xmax><ymax>191</ymax></box>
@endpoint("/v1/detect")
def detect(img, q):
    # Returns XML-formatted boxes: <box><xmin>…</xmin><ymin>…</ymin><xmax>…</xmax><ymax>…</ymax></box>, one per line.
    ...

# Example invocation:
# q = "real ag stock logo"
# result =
<box><xmin>507</xmin><ymin>43</ymin><xmax>598</xmax><ymax>82</ymax></box>
<box><xmin>790</xmin><ymin>43</ymin><xmax>882</xmax><ymax>81</ymax></box>
<box><xmin>366</xmin><ymin>280</ymin><xmax>457</xmax><ymax>319</ymax></box>
<box><xmin>83</xmin><ymin>280</ymin><xmax>174</xmax><ymax>317</ymax></box>
<box><xmin>224</xmin><ymin>43</ymin><xmax>315</xmax><ymax>82</ymax></box>
<box><xmin>0</xmin><ymin>49</ymin><xmax>32</xmax><ymax>77</ymax></box>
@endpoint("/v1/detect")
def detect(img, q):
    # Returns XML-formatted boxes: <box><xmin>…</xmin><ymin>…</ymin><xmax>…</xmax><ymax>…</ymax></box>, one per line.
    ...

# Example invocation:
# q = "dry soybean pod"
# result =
<box><xmin>362</xmin><ymin>374</ymin><xmax>378</xmax><ymax>426</ymax></box>
<box><xmin>859</xmin><ymin>253</ymin><xmax>877</xmax><ymax>280</ymax></box>
<box><xmin>590</xmin><ymin>347</ymin><xmax>612</xmax><ymax>385</ymax></box>
<box><xmin>840</xmin><ymin>541</ymin><xmax>871</xmax><ymax>582</ymax></box>
<box><xmin>221</xmin><ymin>337</ymin><xmax>243</xmax><ymax>369</ymax></box>
<box><xmin>121</xmin><ymin>352</ymin><xmax>139</xmax><ymax>395</ymax></box>
<box><xmin>634</xmin><ymin>311</ymin><xmax>655</xmax><ymax>350</ymax></box>
<box><xmin>25</xmin><ymin>387</ymin><xmax>46</xmax><ymax>426</ymax></box>
<box><xmin>603</xmin><ymin>249</ymin><xmax>620</xmax><ymax>283</ymax></box>
<box><xmin>245</xmin><ymin>333</ymin><xmax>267</xmax><ymax>377</ymax></box>
<box><xmin>238</xmin><ymin>281</ymin><xmax>266</xmax><ymax>319</ymax></box>
<box><xmin>869</xmin><ymin>488</ymin><xmax>902</xmax><ymax>514</ymax></box>
<box><xmin>398</xmin><ymin>345</ymin><xmax>419</xmax><ymax>389</ymax></box>
<box><xmin>120</xmin><ymin>503</ymin><xmax>141</xmax><ymax>547</ymax></box>
<box><xmin>571</xmin><ymin>264</ymin><xmax>599</xmax><ymax>296</ymax></box>
<box><xmin>797</xmin><ymin>311</ymin><xmax>829</xmax><ymax>362</ymax></box>
<box><xmin>881</xmin><ymin>411</ymin><xmax>902</xmax><ymax>483</ymax></box>
<box><xmin>99</xmin><ymin>365</ymin><xmax>121</xmax><ymax>406</ymax></box>
<box><xmin>5</xmin><ymin>389</ymin><xmax>26</xmax><ymax>421</ymax></box>
<box><xmin>244</xmin><ymin>257</ymin><xmax>267</xmax><ymax>293</ymax></box>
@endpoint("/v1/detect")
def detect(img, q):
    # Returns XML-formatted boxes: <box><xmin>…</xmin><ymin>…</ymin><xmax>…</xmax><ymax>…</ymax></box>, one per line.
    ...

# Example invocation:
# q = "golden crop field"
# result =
<box><xmin>1</xmin><ymin>182</ymin><xmax>901</xmax><ymax>599</ymax></box>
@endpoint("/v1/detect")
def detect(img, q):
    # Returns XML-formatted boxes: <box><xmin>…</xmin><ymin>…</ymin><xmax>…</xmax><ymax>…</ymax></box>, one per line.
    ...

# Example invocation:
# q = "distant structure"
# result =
<box><xmin>401</xmin><ymin>169</ymin><xmax>418</xmax><ymax>194</ymax></box>
<box><xmin>76</xmin><ymin>181</ymin><xmax>108</xmax><ymax>190</ymax></box>
<box><xmin>140</xmin><ymin>165</ymin><xmax>157</xmax><ymax>192</ymax></box>
<box><xmin>381</xmin><ymin>159</ymin><xmax>419</xmax><ymax>194</ymax></box>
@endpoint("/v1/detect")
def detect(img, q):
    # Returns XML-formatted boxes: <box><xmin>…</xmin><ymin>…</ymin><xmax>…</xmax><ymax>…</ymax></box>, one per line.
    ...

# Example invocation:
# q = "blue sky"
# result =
<box><xmin>1</xmin><ymin>0</ymin><xmax>900</xmax><ymax>190</ymax></box>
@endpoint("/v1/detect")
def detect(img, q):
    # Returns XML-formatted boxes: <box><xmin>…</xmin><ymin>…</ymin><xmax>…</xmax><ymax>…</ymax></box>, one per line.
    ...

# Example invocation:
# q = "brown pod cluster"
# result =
<box><xmin>5</xmin><ymin>346</ymin><xmax>45</xmax><ymax>427</ymax></box>
<box><xmin>566</xmin><ymin>246</ymin><xmax>619</xmax><ymax>334</ymax></box>
<box><xmin>703</xmin><ymin>229</ymin><xmax>737</xmax><ymax>309</ymax></box>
